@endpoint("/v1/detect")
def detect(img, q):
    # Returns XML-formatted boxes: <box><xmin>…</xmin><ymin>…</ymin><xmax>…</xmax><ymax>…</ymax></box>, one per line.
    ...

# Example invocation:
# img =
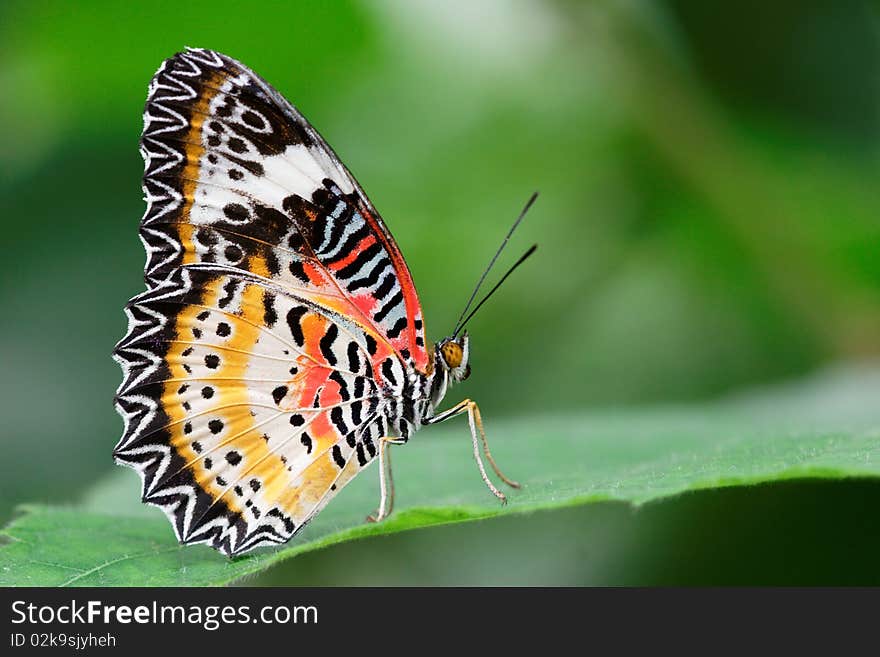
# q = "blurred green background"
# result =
<box><xmin>2</xmin><ymin>0</ymin><xmax>879</xmax><ymax>584</ymax></box>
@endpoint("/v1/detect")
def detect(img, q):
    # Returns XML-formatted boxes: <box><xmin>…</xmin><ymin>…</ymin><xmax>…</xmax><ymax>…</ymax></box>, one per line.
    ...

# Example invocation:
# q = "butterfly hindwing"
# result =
<box><xmin>113</xmin><ymin>265</ymin><xmax>402</xmax><ymax>554</ymax></box>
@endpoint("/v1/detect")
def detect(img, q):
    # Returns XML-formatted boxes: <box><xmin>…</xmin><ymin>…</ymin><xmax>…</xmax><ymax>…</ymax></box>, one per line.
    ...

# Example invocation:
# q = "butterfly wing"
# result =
<box><xmin>114</xmin><ymin>48</ymin><xmax>421</xmax><ymax>554</ymax></box>
<box><xmin>139</xmin><ymin>47</ymin><xmax>428</xmax><ymax>370</ymax></box>
<box><xmin>114</xmin><ymin>266</ymin><xmax>402</xmax><ymax>555</ymax></box>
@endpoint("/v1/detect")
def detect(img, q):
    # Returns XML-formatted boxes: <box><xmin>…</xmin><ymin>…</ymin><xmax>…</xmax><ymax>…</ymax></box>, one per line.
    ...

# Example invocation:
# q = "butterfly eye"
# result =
<box><xmin>441</xmin><ymin>341</ymin><xmax>463</xmax><ymax>368</ymax></box>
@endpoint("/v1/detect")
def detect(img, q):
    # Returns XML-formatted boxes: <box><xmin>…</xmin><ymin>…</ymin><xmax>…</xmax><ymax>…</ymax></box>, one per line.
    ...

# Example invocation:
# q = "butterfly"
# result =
<box><xmin>112</xmin><ymin>48</ymin><xmax>533</xmax><ymax>556</ymax></box>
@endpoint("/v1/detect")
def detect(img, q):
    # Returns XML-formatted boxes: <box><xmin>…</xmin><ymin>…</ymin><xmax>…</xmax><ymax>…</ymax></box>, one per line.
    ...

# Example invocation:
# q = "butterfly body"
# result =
<box><xmin>113</xmin><ymin>48</ymin><xmax>513</xmax><ymax>556</ymax></box>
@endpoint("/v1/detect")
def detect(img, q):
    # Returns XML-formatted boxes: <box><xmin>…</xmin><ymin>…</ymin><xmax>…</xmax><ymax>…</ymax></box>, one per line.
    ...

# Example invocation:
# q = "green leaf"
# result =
<box><xmin>2</xmin><ymin>367</ymin><xmax>879</xmax><ymax>586</ymax></box>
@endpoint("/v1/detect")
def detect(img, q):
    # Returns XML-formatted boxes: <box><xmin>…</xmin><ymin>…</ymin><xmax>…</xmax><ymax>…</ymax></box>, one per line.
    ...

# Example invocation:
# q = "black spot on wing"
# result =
<box><xmin>330</xmin><ymin>406</ymin><xmax>348</xmax><ymax>435</ymax></box>
<box><xmin>286</xmin><ymin>306</ymin><xmax>307</xmax><ymax>346</ymax></box>
<box><xmin>241</xmin><ymin>110</ymin><xmax>262</xmax><ymax>129</ymax></box>
<box><xmin>353</xmin><ymin>377</ymin><xmax>366</xmax><ymax>399</ymax></box>
<box><xmin>350</xmin><ymin>400</ymin><xmax>363</xmax><ymax>426</ymax></box>
<box><xmin>272</xmin><ymin>385</ymin><xmax>288</xmax><ymax>405</ymax></box>
<box><xmin>319</xmin><ymin>324</ymin><xmax>338</xmax><ymax>365</ymax></box>
<box><xmin>288</xmin><ymin>260</ymin><xmax>310</xmax><ymax>284</ymax></box>
<box><xmin>217</xmin><ymin>279</ymin><xmax>238</xmax><ymax>309</ymax></box>
<box><xmin>227</xmin><ymin>137</ymin><xmax>247</xmax><ymax>154</ymax></box>
<box><xmin>262</xmin><ymin>291</ymin><xmax>277</xmax><ymax>328</ymax></box>
<box><xmin>196</xmin><ymin>227</ymin><xmax>218</xmax><ymax>246</ymax></box>
<box><xmin>328</xmin><ymin>371</ymin><xmax>350</xmax><ymax>401</ymax></box>
<box><xmin>223</xmin><ymin>203</ymin><xmax>249</xmax><ymax>222</ymax></box>
<box><xmin>332</xmin><ymin>444</ymin><xmax>346</xmax><ymax>469</ymax></box>
<box><xmin>347</xmin><ymin>341</ymin><xmax>360</xmax><ymax>374</ymax></box>
<box><xmin>224</xmin><ymin>245</ymin><xmax>242</xmax><ymax>262</ymax></box>
<box><xmin>381</xmin><ymin>359</ymin><xmax>397</xmax><ymax>387</ymax></box>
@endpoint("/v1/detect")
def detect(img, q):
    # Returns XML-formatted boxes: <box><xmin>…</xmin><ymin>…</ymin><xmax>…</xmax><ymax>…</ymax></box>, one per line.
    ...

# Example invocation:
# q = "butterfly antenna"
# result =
<box><xmin>454</xmin><ymin>243</ymin><xmax>538</xmax><ymax>338</ymax></box>
<box><xmin>452</xmin><ymin>192</ymin><xmax>538</xmax><ymax>337</ymax></box>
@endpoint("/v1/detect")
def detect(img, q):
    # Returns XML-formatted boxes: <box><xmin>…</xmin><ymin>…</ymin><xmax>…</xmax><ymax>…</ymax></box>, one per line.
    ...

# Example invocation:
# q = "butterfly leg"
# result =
<box><xmin>367</xmin><ymin>436</ymin><xmax>404</xmax><ymax>523</ymax></box>
<box><xmin>471</xmin><ymin>402</ymin><xmax>521</xmax><ymax>489</ymax></box>
<box><xmin>424</xmin><ymin>399</ymin><xmax>519</xmax><ymax>504</ymax></box>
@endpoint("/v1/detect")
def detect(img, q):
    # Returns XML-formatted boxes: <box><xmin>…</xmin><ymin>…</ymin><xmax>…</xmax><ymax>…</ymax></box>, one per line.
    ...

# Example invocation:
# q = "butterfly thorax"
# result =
<box><xmin>382</xmin><ymin>331</ymin><xmax>471</xmax><ymax>442</ymax></box>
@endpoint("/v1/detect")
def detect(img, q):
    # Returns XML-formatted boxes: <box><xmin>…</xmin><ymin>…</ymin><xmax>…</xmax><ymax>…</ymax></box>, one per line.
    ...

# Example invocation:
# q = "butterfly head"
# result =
<box><xmin>437</xmin><ymin>331</ymin><xmax>471</xmax><ymax>383</ymax></box>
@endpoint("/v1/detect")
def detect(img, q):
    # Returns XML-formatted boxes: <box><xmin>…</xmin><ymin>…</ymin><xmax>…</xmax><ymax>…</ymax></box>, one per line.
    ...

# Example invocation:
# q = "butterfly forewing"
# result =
<box><xmin>115</xmin><ymin>48</ymin><xmax>422</xmax><ymax>555</ymax></box>
<box><xmin>139</xmin><ymin>47</ymin><xmax>428</xmax><ymax>368</ymax></box>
